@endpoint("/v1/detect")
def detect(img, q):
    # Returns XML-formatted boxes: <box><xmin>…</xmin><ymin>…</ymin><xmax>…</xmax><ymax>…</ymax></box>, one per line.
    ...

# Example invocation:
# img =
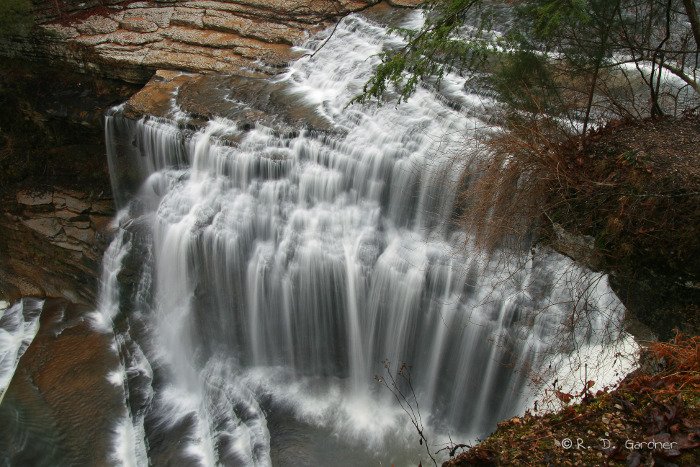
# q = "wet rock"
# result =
<box><xmin>120</xmin><ymin>17</ymin><xmax>160</xmax><ymax>33</ymax></box>
<box><xmin>40</xmin><ymin>24</ymin><xmax>80</xmax><ymax>40</ymax></box>
<box><xmin>171</xmin><ymin>7</ymin><xmax>204</xmax><ymax>28</ymax></box>
<box><xmin>74</xmin><ymin>30</ymin><xmax>163</xmax><ymax>47</ymax></box>
<box><xmin>0</xmin><ymin>299</ymin><xmax>128</xmax><ymax>466</ymax></box>
<box><xmin>126</xmin><ymin>1</ymin><xmax>152</xmax><ymax>8</ymax></box>
<box><xmin>201</xmin><ymin>12</ymin><xmax>307</xmax><ymax>44</ymax></box>
<box><xmin>2</xmin><ymin>188</ymin><xmax>115</xmax><ymax>301</ymax></box>
<box><xmin>123</xmin><ymin>70</ymin><xmax>334</xmax><ymax>133</ymax></box>
<box><xmin>123</xmin><ymin>7</ymin><xmax>174</xmax><ymax>28</ymax></box>
<box><xmin>388</xmin><ymin>0</ymin><xmax>423</xmax><ymax>6</ymax></box>
<box><xmin>552</xmin><ymin>223</ymin><xmax>601</xmax><ymax>270</ymax></box>
<box><xmin>61</xmin><ymin>192</ymin><xmax>92</xmax><ymax>214</ymax></box>
<box><xmin>21</xmin><ymin>217</ymin><xmax>62</xmax><ymax>238</ymax></box>
<box><xmin>64</xmin><ymin>225</ymin><xmax>96</xmax><ymax>243</ymax></box>
<box><xmin>51</xmin><ymin>240</ymin><xmax>85</xmax><ymax>252</ymax></box>
<box><xmin>0</xmin><ymin>61</ymin><xmax>133</xmax><ymax>305</ymax></box>
<box><xmin>123</xmin><ymin>69</ymin><xmax>198</xmax><ymax>119</ymax></box>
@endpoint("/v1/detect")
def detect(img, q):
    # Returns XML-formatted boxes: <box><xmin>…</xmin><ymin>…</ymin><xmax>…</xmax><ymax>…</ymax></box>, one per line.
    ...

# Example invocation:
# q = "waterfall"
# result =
<box><xmin>0</xmin><ymin>298</ymin><xmax>43</xmax><ymax>404</ymax></box>
<box><xmin>102</xmin><ymin>12</ymin><xmax>630</xmax><ymax>465</ymax></box>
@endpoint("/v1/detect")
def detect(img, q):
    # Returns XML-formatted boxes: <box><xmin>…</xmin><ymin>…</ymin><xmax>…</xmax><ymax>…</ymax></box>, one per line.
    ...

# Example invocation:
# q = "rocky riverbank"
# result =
<box><xmin>443</xmin><ymin>334</ymin><xmax>700</xmax><ymax>466</ymax></box>
<box><xmin>441</xmin><ymin>114</ymin><xmax>700</xmax><ymax>466</ymax></box>
<box><xmin>547</xmin><ymin>116</ymin><xmax>700</xmax><ymax>339</ymax></box>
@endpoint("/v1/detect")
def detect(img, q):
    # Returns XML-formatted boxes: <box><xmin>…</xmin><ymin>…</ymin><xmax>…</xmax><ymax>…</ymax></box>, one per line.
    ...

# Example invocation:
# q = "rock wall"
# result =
<box><xmin>0</xmin><ymin>60</ymin><xmax>138</xmax><ymax>304</ymax></box>
<box><xmin>3</xmin><ymin>0</ymin><xmax>422</xmax><ymax>83</ymax></box>
<box><xmin>0</xmin><ymin>189</ymin><xmax>114</xmax><ymax>303</ymax></box>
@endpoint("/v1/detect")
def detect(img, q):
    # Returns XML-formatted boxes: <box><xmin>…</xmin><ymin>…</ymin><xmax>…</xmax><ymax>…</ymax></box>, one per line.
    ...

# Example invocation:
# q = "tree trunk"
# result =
<box><xmin>682</xmin><ymin>0</ymin><xmax>700</xmax><ymax>49</ymax></box>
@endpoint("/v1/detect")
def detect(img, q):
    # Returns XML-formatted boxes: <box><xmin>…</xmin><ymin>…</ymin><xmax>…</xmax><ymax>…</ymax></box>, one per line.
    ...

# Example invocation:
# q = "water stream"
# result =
<box><xmin>0</xmin><ymin>298</ymin><xmax>43</xmax><ymax>404</ymax></box>
<box><xmin>100</xmin><ymin>12</ymin><xmax>631</xmax><ymax>466</ymax></box>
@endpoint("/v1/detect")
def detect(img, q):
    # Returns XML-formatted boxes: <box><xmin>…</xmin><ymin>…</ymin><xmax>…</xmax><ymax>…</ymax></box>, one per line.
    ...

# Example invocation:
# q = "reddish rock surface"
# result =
<box><xmin>1</xmin><ymin>0</ymin><xmax>423</xmax><ymax>83</ymax></box>
<box><xmin>0</xmin><ymin>299</ymin><xmax>127</xmax><ymax>466</ymax></box>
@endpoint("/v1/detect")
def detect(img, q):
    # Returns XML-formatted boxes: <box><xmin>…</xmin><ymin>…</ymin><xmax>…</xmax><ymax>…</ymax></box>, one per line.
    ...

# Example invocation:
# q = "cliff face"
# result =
<box><xmin>2</xmin><ymin>0</ymin><xmax>420</xmax><ymax>83</ymax></box>
<box><xmin>0</xmin><ymin>60</ymin><xmax>139</xmax><ymax>303</ymax></box>
<box><xmin>0</xmin><ymin>189</ymin><xmax>113</xmax><ymax>303</ymax></box>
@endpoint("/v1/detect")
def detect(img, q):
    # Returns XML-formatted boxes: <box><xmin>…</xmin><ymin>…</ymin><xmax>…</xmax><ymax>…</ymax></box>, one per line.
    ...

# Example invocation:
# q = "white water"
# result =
<box><xmin>0</xmin><ymin>298</ymin><xmax>43</xmax><ymax>404</ymax></box>
<box><xmin>101</xmin><ymin>12</ymin><xmax>633</xmax><ymax>465</ymax></box>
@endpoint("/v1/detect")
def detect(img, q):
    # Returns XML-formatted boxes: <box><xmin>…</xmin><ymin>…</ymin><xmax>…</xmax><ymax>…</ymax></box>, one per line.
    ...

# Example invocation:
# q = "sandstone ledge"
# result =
<box><xmin>0</xmin><ymin>299</ymin><xmax>127</xmax><ymax>466</ymax></box>
<box><xmin>2</xmin><ymin>0</ymin><xmax>423</xmax><ymax>83</ymax></box>
<box><xmin>122</xmin><ymin>69</ymin><xmax>334</xmax><ymax>131</ymax></box>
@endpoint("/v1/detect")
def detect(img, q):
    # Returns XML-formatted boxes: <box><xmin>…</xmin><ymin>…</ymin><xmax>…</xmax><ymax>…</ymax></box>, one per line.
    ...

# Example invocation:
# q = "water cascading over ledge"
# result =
<box><xmin>101</xmin><ymin>13</ymin><xmax>629</xmax><ymax>465</ymax></box>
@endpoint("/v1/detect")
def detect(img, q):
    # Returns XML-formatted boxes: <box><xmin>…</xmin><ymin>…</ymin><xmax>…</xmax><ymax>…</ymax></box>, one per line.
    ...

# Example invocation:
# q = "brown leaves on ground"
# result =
<box><xmin>443</xmin><ymin>333</ymin><xmax>700</xmax><ymax>466</ymax></box>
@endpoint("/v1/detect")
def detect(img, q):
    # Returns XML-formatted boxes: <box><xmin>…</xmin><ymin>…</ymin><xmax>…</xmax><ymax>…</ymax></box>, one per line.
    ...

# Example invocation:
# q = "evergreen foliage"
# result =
<box><xmin>357</xmin><ymin>0</ymin><xmax>700</xmax><ymax>126</ymax></box>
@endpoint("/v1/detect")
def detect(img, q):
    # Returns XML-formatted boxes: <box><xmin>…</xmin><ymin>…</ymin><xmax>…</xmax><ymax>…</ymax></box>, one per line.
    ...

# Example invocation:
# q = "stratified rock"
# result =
<box><xmin>2</xmin><ymin>187</ymin><xmax>115</xmax><ymax>301</ymax></box>
<box><xmin>124</xmin><ymin>7</ymin><xmax>174</xmax><ymax>28</ymax></box>
<box><xmin>552</xmin><ymin>223</ymin><xmax>601</xmax><ymax>270</ymax></box>
<box><xmin>119</xmin><ymin>17</ymin><xmax>160</xmax><ymax>33</ymax></box>
<box><xmin>21</xmin><ymin>217</ymin><xmax>62</xmax><ymax>238</ymax></box>
<box><xmin>0</xmin><ymin>61</ymin><xmax>134</xmax><ymax>305</ymax></box>
<box><xmin>0</xmin><ymin>0</ymin><xmax>422</xmax><ymax>83</ymax></box>
<box><xmin>123</xmin><ymin>69</ymin><xmax>198</xmax><ymax>119</ymax></box>
<box><xmin>16</xmin><ymin>191</ymin><xmax>52</xmax><ymax>206</ymax></box>
<box><xmin>75</xmin><ymin>15</ymin><xmax>120</xmax><ymax>35</ymax></box>
<box><xmin>171</xmin><ymin>7</ymin><xmax>205</xmax><ymax>28</ymax></box>
<box><xmin>123</xmin><ymin>70</ymin><xmax>334</xmax><ymax>132</ymax></box>
<box><xmin>60</xmin><ymin>191</ymin><xmax>92</xmax><ymax>214</ymax></box>
<box><xmin>201</xmin><ymin>11</ymin><xmax>307</xmax><ymax>44</ymax></box>
<box><xmin>388</xmin><ymin>0</ymin><xmax>423</xmax><ymax>6</ymax></box>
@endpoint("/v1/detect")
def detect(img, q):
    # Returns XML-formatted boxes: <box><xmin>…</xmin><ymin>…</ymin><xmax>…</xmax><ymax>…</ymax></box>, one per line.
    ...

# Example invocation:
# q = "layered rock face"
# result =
<box><xmin>0</xmin><ymin>61</ymin><xmax>138</xmax><ymax>303</ymax></box>
<box><xmin>2</xmin><ymin>0</ymin><xmax>421</xmax><ymax>83</ymax></box>
<box><xmin>0</xmin><ymin>189</ymin><xmax>114</xmax><ymax>303</ymax></box>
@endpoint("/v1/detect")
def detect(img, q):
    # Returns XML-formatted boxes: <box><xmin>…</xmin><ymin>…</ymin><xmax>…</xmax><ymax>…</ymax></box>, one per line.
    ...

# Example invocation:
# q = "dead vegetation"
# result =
<box><xmin>443</xmin><ymin>333</ymin><xmax>700</xmax><ymax>466</ymax></box>
<box><xmin>453</xmin><ymin>111</ymin><xmax>700</xmax><ymax>338</ymax></box>
<box><xmin>438</xmin><ymin>108</ymin><xmax>700</xmax><ymax>465</ymax></box>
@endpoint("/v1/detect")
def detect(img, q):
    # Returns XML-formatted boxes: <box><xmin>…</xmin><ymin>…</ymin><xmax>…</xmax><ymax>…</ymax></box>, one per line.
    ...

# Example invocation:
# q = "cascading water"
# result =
<box><xmin>101</xmin><ymin>12</ymin><xmax>632</xmax><ymax>465</ymax></box>
<box><xmin>0</xmin><ymin>298</ymin><xmax>43</xmax><ymax>403</ymax></box>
